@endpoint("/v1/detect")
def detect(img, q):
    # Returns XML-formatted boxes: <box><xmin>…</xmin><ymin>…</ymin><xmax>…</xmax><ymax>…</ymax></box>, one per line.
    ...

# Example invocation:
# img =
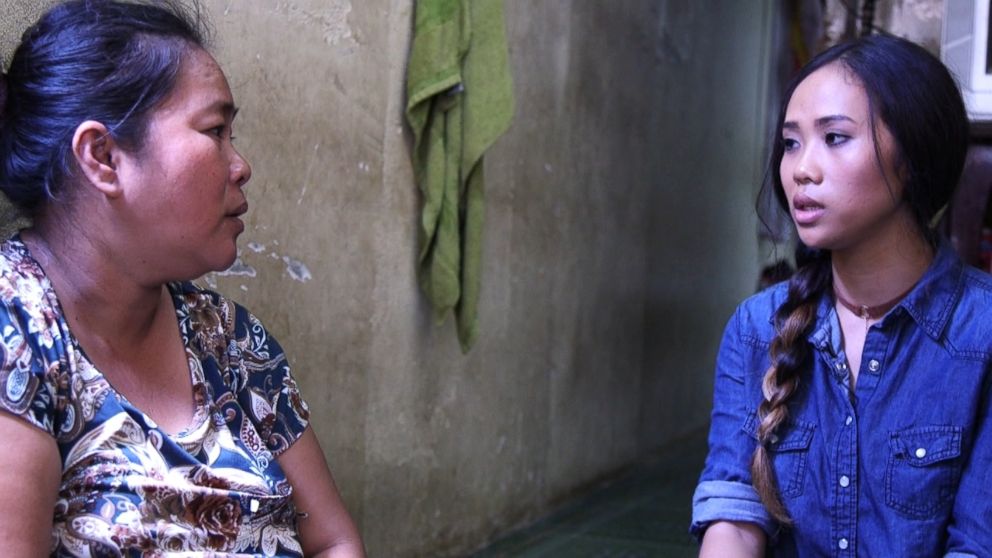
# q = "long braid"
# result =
<box><xmin>750</xmin><ymin>245</ymin><xmax>831</xmax><ymax>524</ymax></box>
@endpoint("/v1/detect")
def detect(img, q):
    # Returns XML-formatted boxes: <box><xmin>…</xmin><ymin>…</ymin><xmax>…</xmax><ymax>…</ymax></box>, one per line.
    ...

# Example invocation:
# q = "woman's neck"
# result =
<box><xmin>830</xmin><ymin>230</ymin><xmax>934</xmax><ymax>311</ymax></box>
<box><xmin>21</xmin><ymin>221</ymin><xmax>165</xmax><ymax>346</ymax></box>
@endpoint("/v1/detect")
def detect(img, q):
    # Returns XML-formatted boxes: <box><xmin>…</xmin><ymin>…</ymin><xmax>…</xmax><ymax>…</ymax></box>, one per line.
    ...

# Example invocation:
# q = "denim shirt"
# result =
<box><xmin>691</xmin><ymin>243</ymin><xmax>992</xmax><ymax>557</ymax></box>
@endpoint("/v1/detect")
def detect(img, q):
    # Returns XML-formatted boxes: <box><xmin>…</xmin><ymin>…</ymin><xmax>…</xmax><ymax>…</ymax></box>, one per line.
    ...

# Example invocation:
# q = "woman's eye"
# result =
<box><xmin>782</xmin><ymin>138</ymin><xmax>799</xmax><ymax>152</ymax></box>
<box><xmin>207</xmin><ymin>125</ymin><xmax>226</xmax><ymax>138</ymax></box>
<box><xmin>825</xmin><ymin>132</ymin><xmax>848</xmax><ymax>146</ymax></box>
<box><xmin>206</xmin><ymin>124</ymin><xmax>237</xmax><ymax>143</ymax></box>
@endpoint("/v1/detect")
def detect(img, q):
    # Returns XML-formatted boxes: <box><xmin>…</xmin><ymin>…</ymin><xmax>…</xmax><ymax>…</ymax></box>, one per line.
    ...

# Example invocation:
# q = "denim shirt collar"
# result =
<box><xmin>804</xmin><ymin>239</ymin><xmax>964</xmax><ymax>350</ymax></box>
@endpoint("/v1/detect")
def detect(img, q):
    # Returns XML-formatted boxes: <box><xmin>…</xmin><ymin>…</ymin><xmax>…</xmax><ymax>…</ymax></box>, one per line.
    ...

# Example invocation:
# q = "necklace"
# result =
<box><xmin>834</xmin><ymin>283</ymin><xmax>915</xmax><ymax>328</ymax></box>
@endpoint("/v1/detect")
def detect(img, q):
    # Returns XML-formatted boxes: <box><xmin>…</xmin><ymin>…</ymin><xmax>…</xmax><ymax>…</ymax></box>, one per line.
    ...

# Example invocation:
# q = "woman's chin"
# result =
<box><xmin>193</xmin><ymin>244</ymin><xmax>240</xmax><ymax>279</ymax></box>
<box><xmin>215</xmin><ymin>250</ymin><xmax>240</xmax><ymax>274</ymax></box>
<box><xmin>795</xmin><ymin>230</ymin><xmax>835</xmax><ymax>252</ymax></box>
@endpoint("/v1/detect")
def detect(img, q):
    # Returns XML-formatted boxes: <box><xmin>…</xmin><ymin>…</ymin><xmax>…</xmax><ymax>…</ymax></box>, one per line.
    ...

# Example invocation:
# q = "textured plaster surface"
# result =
<box><xmin>638</xmin><ymin>2</ymin><xmax>772</xmax><ymax>451</ymax></box>
<box><xmin>1</xmin><ymin>1</ymin><xmax>776</xmax><ymax>556</ymax></box>
<box><xmin>202</xmin><ymin>1</ymin><xmax>771</xmax><ymax>555</ymax></box>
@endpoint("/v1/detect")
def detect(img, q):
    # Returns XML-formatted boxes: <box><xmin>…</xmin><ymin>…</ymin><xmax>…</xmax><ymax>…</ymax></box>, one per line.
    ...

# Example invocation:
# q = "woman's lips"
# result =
<box><xmin>227</xmin><ymin>202</ymin><xmax>249</xmax><ymax>233</ymax></box>
<box><xmin>228</xmin><ymin>202</ymin><xmax>249</xmax><ymax>217</ymax></box>
<box><xmin>792</xmin><ymin>194</ymin><xmax>824</xmax><ymax>226</ymax></box>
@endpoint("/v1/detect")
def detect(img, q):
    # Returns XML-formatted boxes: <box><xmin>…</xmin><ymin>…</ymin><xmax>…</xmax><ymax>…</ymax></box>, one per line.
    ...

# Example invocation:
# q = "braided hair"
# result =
<box><xmin>751</xmin><ymin>34</ymin><xmax>969</xmax><ymax>524</ymax></box>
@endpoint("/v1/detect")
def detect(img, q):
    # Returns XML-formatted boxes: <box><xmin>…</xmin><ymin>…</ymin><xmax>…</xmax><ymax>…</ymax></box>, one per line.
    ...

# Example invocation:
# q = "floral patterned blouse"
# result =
<box><xmin>0</xmin><ymin>236</ymin><xmax>311</xmax><ymax>557</ymax></box>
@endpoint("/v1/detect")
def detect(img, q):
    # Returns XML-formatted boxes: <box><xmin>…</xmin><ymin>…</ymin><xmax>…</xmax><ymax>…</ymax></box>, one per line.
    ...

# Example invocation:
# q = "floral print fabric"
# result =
<box><xmin>0</xmin><ymin>236</ymin><xmax>310</xmax><ymax>557</ymax></box>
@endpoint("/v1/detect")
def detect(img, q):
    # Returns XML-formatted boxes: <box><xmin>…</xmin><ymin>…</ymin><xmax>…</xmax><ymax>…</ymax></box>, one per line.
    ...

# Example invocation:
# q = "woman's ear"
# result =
<box><xmin>71</xmin><ymin>121</ymin><xmax>123</xmax><ymax>199</ymax></box>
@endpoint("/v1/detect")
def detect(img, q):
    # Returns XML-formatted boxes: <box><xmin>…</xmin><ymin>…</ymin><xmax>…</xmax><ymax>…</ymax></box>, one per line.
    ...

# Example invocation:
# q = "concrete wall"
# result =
<box><xmin>638</xmin><ymin>2</ymin><xmax>771</xmax><ymax>454</ymax></box>
<box><xmin>1</xmin><ymin>1</ymin><xmax>773</xmax><ymax>556</ymax></box>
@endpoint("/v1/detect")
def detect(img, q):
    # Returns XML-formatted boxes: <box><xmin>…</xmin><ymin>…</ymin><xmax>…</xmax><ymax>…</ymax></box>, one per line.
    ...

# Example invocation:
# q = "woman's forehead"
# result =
<box><xmin>156</xmin><ymin>48</ymin><xmax>234</xmax><ymax>116</ymax></box>
<box><xmin>786</xmin><ymin>63</ymin><xmax>869</xmax><ymax>124</ymax></box>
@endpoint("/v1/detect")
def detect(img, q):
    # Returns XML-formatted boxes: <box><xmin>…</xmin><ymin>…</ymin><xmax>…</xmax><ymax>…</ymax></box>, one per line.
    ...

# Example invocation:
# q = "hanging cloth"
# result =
<box><xmin>405</xmin><ymin>0</ymin><xmax>514</xmax><ymax>352</ymax></box>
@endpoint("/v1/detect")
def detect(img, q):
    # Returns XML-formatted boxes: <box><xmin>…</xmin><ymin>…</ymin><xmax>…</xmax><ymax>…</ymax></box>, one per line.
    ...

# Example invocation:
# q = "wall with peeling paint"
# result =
<box><xmin>202</xmin><ymin>2</ymin><xmax>774</xmax><ymax>555</ymax></box>
<box><xmin>2</xmin><ymin>1</ymin><xmax>780</xmax><ymax>556</ymax></box>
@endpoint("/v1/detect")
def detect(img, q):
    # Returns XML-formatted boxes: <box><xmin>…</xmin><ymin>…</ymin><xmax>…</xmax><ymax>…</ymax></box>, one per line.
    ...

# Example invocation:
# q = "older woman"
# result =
<box><xmin>0</xmin><ymin>1</ymin><xmax>364</xmax><ymax>556</ymax></box>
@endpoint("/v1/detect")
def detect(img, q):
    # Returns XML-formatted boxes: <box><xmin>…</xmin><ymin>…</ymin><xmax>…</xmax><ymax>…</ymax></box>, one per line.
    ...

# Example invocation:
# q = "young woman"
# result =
<box><xmin>691</xmin><ymin>35</ymin><xmax>991</xmax><ymax>556</ymax></box>
<box><xmin>0</xmin><ymin>1</ymin><xmax>364</xmax><ymax>556</ymax></box>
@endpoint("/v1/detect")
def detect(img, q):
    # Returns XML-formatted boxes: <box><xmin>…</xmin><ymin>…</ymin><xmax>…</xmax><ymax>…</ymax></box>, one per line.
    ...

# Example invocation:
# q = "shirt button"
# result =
<box><xmin>845</xmin><ymin>415</ymin><xmax>853</xmax><ymax>426</ymax></box>
<box><xmin>838</xmin><ymin>538</ymin><xmax>849</xmax><ymax>550</ymax></box>
<box><xmin>839</xmin><ymin>475</ymin><xmax>850</xmax><ymax>487</ymax></box>
<box><xmin>915</xmin><ymin>447</ymin><xmax>927</xmax><ymax>458</ymax></box>
<box><xmin>868</xmin><ymin>359</ymin><xmax>880</xmax><ymax>372</ymax></box>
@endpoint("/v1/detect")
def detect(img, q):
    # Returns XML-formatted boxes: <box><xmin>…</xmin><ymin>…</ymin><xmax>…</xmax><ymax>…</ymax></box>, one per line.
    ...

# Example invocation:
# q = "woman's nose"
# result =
<box><xmin>793</xmin><ymin>148</ymin><xmax>822</xmax><ymax>185</ymax></box>
<box><xmin>231</xmin><ymin>149</ymin><xmax>252</xmax><ymax>187</ymax></box>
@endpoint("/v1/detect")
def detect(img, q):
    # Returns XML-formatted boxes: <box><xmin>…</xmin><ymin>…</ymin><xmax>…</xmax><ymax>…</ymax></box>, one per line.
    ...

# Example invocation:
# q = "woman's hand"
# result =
<box><xmin>277</xmin><ymin>426</ymin><xmax>366</xmax><ymax>558</ymax></box>
<box><xmin>0</xmin><ymin>412</ymin><xmax>60</xmax><ymax>557</ymax></box>
<box><xmin>699</xmin><ymin>520</ymin><xmax>766</xmax><ymax>558</ymax></box>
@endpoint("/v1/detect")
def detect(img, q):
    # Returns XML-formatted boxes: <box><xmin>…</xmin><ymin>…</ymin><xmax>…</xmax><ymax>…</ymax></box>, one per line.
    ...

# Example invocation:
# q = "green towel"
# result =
<box><xmin>406</xmin><ymin>0</ymin><xmax>514</xmax><ymax>352</ymax></box>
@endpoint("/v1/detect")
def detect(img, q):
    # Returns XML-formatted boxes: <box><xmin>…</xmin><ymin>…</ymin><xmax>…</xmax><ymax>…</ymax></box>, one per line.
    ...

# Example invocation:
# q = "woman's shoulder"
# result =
<box><xmin>956</xmin><ymin>264</ymin><xmax>992</xmax><ymax>300</ymax></box>
<box><xmin>0</xmin><ymin>235</ymin><xmax>50</xmax><ymax>305</ymax></box>
<box><xmin>0</xmin><ymin>236</ymin><xmax>64</xmax><ymax>349</ymax></box>
<box><xmin>0</xmin><ymin>237</ymin><xmax>65</xmax><ymax>433</ymax></box>
<box><xmin>729</xmin><ymin>281</ymin><xmax>791</xmax><ymax>334</ymax></box>
<box><xmin>943</xmin><ymin>266</ymin><xmax>992</xmax><ymax>351</ymax></box>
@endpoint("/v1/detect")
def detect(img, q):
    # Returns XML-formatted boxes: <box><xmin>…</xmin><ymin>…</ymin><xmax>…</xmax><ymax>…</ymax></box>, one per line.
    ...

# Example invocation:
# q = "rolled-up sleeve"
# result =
<box><xmin>690</xmin><ymin>306</ymin><xmax>773</xmax><ymax>540</ymax></box>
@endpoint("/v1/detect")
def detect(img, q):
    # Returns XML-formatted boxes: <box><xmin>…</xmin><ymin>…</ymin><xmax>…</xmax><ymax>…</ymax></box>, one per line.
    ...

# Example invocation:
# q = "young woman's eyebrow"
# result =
<box><xmin>782</xmin><ymin>114</ymin><xmax>856</xmax><ymax>131</ymax></box>
<box><xmin>814</xmin><ymin>114</ymin><xmax>855</xmax><ymax>127</ymax></box>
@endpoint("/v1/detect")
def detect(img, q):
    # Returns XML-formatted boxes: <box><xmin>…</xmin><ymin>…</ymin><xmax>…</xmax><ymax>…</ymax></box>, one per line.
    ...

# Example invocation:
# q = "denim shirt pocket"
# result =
<box><xmin>885</xmin><ymin>425</ymin><xmax>963</xmax><ymax>519</ymax></box>
<box><xmin>743</xmin><ymin>410</ymin><xmax>816</xmax><ymax>498</ymax></box>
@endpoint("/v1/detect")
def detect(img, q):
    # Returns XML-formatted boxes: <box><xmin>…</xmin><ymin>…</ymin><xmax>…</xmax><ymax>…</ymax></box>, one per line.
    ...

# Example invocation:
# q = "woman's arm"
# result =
<box><xmin>699</xmin><ymin>520</ymin><xmax>766</xmax><ymax>558</ymax></box>
<box><xmin>0</xmin><ymin>412</ymin><xmax>60</xmax><ymax>557</ymax></box>
<box><xmin>944</xmin><ymin>372</ymin><xmax>992</xmax><ymax>556</ymax></box>
<box><xmin>277</xmin><ymin>426</ymin><xmax>366</xmax><ymax>558</ymax></box>
<box><xmin>691</xmin><ymin>307</ymin><xmax>774</xmax><ymax>542</ymax></box>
